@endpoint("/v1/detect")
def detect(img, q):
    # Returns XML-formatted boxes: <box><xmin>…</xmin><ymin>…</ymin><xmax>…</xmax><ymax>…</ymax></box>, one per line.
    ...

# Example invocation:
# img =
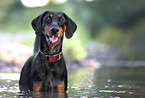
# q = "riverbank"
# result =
<box><xmin>0</xmin><ymin>32</ymin><xmax>33</xmax><ymax>73</ymax></box>
<box><xmin>1</xmin><ymin>32</ymin><xmax>145</xmax><ymax>73</ymax></box>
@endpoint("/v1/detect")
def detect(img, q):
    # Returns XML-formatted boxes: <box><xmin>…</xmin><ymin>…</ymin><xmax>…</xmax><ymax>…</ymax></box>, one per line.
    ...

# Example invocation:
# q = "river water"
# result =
<box><xmin>0</xmin><ymin>66</ymin><xmax>145</xmax><ymax>98</ymax></box>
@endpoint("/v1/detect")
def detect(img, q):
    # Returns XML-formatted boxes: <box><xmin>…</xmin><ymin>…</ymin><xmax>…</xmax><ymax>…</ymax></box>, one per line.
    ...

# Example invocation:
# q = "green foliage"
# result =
<box><xmin>0</xmin><ymin>0</ymin><xmax>16</xmax><ymax>22</ymax></box>
<box><xmin>63</xmin><ymin>22</ymin><xmax>89</xmax><ymax>61</ymax></box>
<box><xmin>22</xmin><ymin>35</ymin><xmax>35</xmax><ymax>47</ymax></box>
<box><xmin>1</xmin><ymin>0</ymin><xmax>145</xmax><ymax>60</ymax></box>
<box><xmin>95</xmin><ymin>27</ymin><xmax>125</xmax><ymax>46</ymax></box>
<box><xmin>94</xmin><ymin>27</ymin><xmax>134</xmax><ymax>60</ymax></box>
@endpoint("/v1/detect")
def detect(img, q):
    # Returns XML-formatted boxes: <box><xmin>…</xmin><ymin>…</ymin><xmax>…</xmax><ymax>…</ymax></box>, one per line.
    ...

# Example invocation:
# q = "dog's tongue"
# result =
<box><xmin>50</xmin><ymin>36</ymin><xmax>58</xmax><ymax>43</ymax></box>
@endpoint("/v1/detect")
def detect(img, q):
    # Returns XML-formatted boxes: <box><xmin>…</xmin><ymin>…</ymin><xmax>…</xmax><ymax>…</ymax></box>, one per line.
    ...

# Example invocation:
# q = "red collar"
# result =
<box><xmin>39</xmin><ymin>51</ymin><xmax>62</xmax><ymax>62</ymax></box>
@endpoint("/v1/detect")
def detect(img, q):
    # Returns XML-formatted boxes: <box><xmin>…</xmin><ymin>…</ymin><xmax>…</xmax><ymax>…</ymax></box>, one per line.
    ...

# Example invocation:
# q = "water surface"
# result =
<box><xmin>0</xmin><ymin>67</ymin><xmax>145</xmax><ymax>97</ymax></box>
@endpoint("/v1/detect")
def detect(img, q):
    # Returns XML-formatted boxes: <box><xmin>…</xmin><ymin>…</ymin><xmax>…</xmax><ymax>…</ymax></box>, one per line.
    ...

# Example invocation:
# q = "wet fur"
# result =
<box><xmin>19</xmin><ymin>11</ymin><xmax>77</xmax><ymax>91</ymax></box>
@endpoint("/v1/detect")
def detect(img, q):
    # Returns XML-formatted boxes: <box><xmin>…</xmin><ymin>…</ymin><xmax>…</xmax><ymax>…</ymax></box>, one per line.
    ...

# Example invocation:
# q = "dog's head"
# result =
<box><xmin>31</xmin><ymin>11</ymin><xmax>77</xmax><ymax>45</ymax></box>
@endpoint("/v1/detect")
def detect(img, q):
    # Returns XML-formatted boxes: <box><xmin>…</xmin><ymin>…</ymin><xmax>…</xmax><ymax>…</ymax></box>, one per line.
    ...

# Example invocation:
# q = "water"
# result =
<box><xmin>0</xmin><ymin>67</ymin><xmax>145</xmax><ymax>97</ymax></box>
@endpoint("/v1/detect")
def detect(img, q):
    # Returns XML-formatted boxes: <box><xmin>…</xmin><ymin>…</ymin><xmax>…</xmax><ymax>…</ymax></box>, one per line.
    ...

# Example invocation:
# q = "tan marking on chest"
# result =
<box><xmin>57</xmin><ymin>81</ymin><xmax>65</xmax><ymax>91</ymax></box>
<box><xmin>33</xmin><ymin>82</ymin><xmax>43</xmax><ymax>91</ymax></box>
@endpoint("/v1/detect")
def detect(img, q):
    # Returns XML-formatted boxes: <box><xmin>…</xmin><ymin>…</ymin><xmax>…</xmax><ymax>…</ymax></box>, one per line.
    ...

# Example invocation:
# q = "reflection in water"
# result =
<box><xmin>67</xmin><ymin>67</ymin><xmax>145</xmax><ymax>97</ymax></box>
<box><xmin>1</xmin><ymin>67</ymin><xmax>145</xmax><ymax>97</ymax></box>
<box><xmin>18</xmin><ymin>91</ymin><xmax>67</xmax><ymax>98</ymax></box>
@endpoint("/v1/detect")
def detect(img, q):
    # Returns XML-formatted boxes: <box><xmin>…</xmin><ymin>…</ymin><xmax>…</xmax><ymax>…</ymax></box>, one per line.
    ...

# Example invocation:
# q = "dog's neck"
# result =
<box><xmin>40</xmin><ymin>35</ymin><xmax>63</xmax><ymax>55</ymax></box>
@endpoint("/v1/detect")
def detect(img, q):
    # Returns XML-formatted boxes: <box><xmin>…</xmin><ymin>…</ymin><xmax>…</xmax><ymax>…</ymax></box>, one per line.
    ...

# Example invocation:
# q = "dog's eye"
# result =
<box><xmin>48</xmin><ymin>17</ymin><xmax>50</xmax><ymax>20</ymax></box>
<box><xmin>59</xmin><ymin>17</ymin><xmax>64</xmax><ymax>22</ymax></box>
<box><xmin>45</xmin><ymin>17</ymin><xmax>51</xmax><ymax>23</ymax></box>
<box><xmin>59</xmin><ymin>18</ymin><xmax>65</xmax><ymax>24</ymax></box>
<box><xmin>60</xmin><ymin>18</ymin><xmax>63</xmax><ymax>21</ymax></box>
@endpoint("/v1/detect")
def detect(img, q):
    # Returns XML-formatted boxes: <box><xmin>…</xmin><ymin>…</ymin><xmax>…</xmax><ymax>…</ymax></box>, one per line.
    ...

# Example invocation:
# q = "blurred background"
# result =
<box><xmin>0</xmin><ymin>0</ymin><xmax>145</xmax><ymax>72</ymax></box>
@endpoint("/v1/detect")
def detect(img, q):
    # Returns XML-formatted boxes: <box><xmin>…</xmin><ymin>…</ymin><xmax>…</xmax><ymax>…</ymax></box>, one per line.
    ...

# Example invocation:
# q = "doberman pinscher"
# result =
<box><xmin>19</xmin><ymin>11</ymin><xmax>77</xmax><ymax>91</ymax></box>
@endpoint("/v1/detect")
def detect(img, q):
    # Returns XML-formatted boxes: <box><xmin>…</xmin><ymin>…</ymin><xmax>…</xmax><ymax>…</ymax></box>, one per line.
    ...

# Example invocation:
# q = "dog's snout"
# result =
<box><xmin>51</xmin><ymin>27</ymin><xmax>59</xmax><ymax>33</ymax></box>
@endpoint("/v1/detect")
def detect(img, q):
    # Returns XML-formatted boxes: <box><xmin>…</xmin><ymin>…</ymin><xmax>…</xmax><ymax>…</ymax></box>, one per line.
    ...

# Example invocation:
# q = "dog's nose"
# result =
<box><xmin>51</xmin><ymin>27</ymin><xmax>59</xmax><ymax>33</ymax></box>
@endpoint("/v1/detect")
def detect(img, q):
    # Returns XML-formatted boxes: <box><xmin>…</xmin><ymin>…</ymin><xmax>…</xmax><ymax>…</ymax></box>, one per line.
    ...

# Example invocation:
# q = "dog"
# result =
<box><xmin>19</xmin><ymin>11</ymin><xmax>77</xmax><ymax>91</ymax></box>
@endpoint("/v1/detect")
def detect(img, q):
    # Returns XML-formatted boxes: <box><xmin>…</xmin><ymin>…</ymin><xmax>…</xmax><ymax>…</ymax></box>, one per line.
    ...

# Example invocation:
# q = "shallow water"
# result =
<box><xmin>0</xmin><ymin>67</ymin><xmax>145</xmax><ymax>97</ymax></box>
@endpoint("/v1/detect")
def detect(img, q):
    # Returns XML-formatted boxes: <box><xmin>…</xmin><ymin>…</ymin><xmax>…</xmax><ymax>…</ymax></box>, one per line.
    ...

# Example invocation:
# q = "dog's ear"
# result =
<box><xmin>63</xmin><ymin>13</ymin><xmax>77</xmax><ymax>39</ymax></box>
<box><xmin>31</xmin><ymin>11</ymin><xmax>49</xmax><ymax>36</ymax></box>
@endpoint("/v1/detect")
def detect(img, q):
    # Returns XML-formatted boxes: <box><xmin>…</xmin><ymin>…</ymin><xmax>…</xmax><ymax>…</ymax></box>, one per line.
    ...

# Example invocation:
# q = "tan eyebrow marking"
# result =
<box><xmin>58</xmin><ymin>15</ymin><xmax>61</xmax><ymax>18</ymax></box>
<box><xmin>50</xmin><ymin>14</ymin><xmax>53</xmax><ymax>17</ymax></box>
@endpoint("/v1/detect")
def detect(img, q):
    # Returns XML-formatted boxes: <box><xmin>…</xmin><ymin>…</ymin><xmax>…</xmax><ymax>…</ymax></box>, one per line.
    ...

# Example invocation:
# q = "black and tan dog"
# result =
<box><xmin>19</xmin><ymin>11</ymin><xmax>77</xmax><ymax>91</ymax></box>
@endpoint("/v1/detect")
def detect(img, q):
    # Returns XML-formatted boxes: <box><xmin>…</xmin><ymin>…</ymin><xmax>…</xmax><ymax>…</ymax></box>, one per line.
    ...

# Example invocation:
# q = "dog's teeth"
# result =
<box><xmin>50</xmin><ymin>36</ymin><xmax>58</xmax><ymax>43</ymax></box>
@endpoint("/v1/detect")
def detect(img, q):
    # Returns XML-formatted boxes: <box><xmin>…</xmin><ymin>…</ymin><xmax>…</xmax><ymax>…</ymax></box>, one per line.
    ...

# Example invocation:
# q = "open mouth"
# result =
<box><xmin>50</xmin><ymin>35</ymin><xmax>58</xmax><ymax>43</ymax></box>
<box><xmin>46</xmin><ymin>35</ymin><xmax>58</xmax><ymax>43</ymax></box>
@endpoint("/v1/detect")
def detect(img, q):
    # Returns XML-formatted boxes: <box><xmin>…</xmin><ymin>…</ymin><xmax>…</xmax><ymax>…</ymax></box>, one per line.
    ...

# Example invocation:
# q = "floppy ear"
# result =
<box><xmin>63</xmin><ymin>13</ymin><xmax>77</xmax><ymax>39</ymax></box>
<box><xmin>31</xmin><ymin>11</ymin><xmax>49</xmax><ymax>36</ymax></box>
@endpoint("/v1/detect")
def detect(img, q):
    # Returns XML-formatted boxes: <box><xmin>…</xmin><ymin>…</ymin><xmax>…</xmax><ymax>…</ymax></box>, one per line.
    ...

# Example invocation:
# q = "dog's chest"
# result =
<box><xmin>40</xmin><ymin>61</ymin><xmax>64</xmax><ymax>80</ymax></box>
